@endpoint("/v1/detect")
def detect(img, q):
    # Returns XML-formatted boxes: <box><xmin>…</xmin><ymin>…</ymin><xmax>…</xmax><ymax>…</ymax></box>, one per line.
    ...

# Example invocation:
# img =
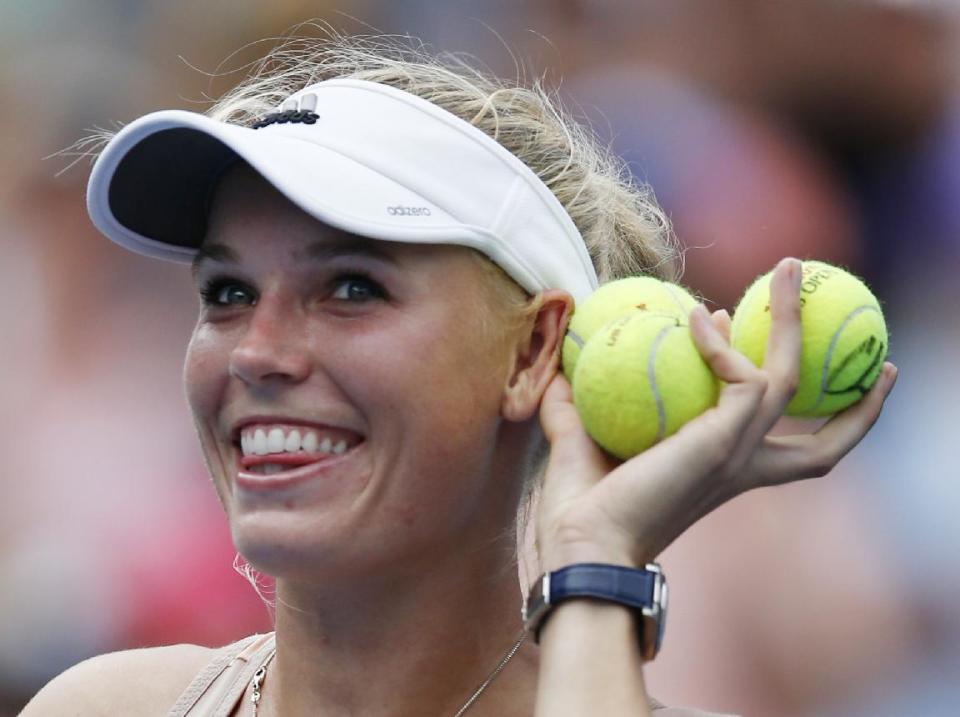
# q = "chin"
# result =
<box><xmin>229</xmin><ymin>509</ymin><xmax>351</xmax><ymax>580</ymax></box>
<box><xmin>227</xmin><ymin>509</ymin><xmax>421</xmax><ymax>585</ymax></box>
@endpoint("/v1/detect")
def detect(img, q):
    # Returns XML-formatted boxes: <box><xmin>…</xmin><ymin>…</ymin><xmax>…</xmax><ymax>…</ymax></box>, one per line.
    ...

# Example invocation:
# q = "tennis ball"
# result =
<box><xmin>562</xmin><ymin>277</ymin><xmax>699</xmax><ymax>382</ymax></box>
<box><xmin>573</xmin><ymin>313</ymin><xmax>719</xmax><ymax>460</ymax></box>
<box><xmin>730</xmin><ymin>261</ymin><xmax>887</xmax><ymax>417</ymax></box>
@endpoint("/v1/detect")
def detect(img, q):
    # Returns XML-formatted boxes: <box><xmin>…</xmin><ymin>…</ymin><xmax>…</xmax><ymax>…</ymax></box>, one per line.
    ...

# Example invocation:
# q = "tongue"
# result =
<box><xmin>241</xmin><ymin>452</ymin><xmax>334</xmax><ymax>470</ymax></box>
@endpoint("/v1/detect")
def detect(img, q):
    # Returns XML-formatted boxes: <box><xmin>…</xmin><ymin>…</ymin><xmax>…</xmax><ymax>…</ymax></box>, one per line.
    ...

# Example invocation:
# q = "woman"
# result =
<box><xmin>23</xmin><ymin>32</ymin><xmax>896</xmax><ymax>716</ymax></box>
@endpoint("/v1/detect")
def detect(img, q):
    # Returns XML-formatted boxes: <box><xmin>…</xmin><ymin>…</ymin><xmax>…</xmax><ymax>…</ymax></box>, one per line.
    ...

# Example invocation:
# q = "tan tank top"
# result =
<box><xmin>167</xmin><ymin>633</ymin><xmax>276</xmax><ymax>717</ymax></box>
<box><xmin>166</xmin><ymin>633</ymin><xmax>725</xmax><ymax>716</ymax></box>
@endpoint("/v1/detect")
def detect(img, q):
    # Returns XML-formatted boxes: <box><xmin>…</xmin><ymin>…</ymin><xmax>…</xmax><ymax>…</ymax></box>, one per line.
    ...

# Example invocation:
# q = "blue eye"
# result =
<box><xmin>331</xmin><ymin>275</ymin><xmax>385</xmax><ymax>302</ymax></box>
<box><xmin>200</xmin><ymin>279</ymin><xmax>256</xmax><ymax>307</ymax></box>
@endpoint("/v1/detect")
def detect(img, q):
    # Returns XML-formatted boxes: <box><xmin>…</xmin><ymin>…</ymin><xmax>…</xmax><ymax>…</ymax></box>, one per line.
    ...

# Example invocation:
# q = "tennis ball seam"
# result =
<box><xmin>647</xmin><ymin>323</ymin><xmax>674</xmax><ymax>443</ymax></box>
<box><xmin>662</xmin><ymin>282</ymin><xmax>694</xmax><ymax>317</ymax></box>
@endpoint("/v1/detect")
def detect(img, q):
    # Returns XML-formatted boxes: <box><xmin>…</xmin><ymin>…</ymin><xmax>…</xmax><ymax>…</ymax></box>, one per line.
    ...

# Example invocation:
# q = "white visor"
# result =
<box><xmin>86</xmin><ymin>78</ymin><xmax>599</xmax><ymax>301</ymax></box>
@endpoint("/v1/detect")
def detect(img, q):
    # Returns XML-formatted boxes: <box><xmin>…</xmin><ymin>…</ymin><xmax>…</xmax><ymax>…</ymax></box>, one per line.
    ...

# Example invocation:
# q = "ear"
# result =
<box><xmin>501</xmin><ymin>290</ymin><xmax>574</xmax><ymax>422</ymax></box>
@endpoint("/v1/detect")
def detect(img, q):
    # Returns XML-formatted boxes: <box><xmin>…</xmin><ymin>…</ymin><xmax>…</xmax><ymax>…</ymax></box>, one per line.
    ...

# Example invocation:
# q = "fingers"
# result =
<box><xmin>761</xmin><ymin>258</ymin><xmax>803</xmax><ymax>415</ymax></box>
<box><xmin>711</xmin><ymin>258</ymin><xmax>804</xmax><ymax>465</ymax></box>
<box><xmin>711</xmin><ymin>309</ymin><xmax>732</xmax><ymax>343</ymax></box>
<box><xmin>539</xmin><ymin>372</ymin><xmax>581</xmax><ymax>442</ymax></box>
<box><xmin>754</xmin><ymin>362</ymin><xmax>898</xmax><ymax>485</ymax></box>
<box><xmin>682</xmin><ymin>260</ymin><xmax>804</xmax><ymax>488</ymax></box>
<box><xmin>631</xmin><ymin>306</ymin><xmax>772</xmax><ymax>488</ymax></box>
<box><xmin>688</xmin><ymin>302</ymin><xmax>770</xmax><ymax>453</ymax></box>
<box><xmin>539</xmin><ymin>372</ymin><xmax>617</xmax><ymax>491</ymax></box>
<box><xmin>690</xmin><ymin>304</ymin><xmax>766</xmax><ymax>385</ymax></box>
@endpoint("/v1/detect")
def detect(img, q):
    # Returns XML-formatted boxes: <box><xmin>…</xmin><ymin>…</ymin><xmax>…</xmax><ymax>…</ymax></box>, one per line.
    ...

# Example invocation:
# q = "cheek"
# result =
<box><xmin>183</xmin><ymin>324</ymin><xmax>229</xmax><ymax>421</ymax></box>
<box><xmin>393</xmin><ymin>317</ymin><xmax>509</xmax><ymax>462</ymax></box>
<box><xmin>400</xmin><ymin>318</ymin><xmax>504</xmax><ymax>411</ymax></box>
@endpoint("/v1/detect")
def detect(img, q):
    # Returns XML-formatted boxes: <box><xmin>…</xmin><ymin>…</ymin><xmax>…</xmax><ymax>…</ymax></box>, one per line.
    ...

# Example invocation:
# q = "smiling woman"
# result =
<box><xmin>188</xmin><ymin>164</ymin><xmax>535</xmax><ymax>585</ymax></box>
<box><xmin>22</xmin><ymin>28</ymin><xmax>895</xmax><ymax>717</ymax></box>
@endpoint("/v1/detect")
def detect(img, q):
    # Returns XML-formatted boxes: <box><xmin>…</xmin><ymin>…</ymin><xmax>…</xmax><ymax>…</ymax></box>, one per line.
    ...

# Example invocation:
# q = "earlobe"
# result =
<box><xmin>501</xmin><ymin>291</ymin><xmax>573</xmax><ymax>422</ymax></box>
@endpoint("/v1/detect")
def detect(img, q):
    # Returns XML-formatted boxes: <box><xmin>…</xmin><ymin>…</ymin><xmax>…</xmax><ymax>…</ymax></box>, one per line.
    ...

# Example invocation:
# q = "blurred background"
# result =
<box><xmin>2</xmin><ymin>1</ymin><xmax>958</xmax><ymax>715</ymax></box>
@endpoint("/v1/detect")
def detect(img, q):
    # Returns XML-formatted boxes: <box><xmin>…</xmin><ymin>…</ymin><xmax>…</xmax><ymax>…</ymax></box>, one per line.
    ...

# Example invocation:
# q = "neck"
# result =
<box><xmin>266</xmin><ymin>539</ymin><xmax>538</xmax><ymax>717</ymax></box>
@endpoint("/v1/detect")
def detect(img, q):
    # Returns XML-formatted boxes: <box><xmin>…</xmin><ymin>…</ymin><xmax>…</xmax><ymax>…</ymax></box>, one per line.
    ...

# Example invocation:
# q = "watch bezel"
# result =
<box><xmin>640</xmin><ymin>563</ymin><xmax>668</xmax><ymax>661</ymax></box>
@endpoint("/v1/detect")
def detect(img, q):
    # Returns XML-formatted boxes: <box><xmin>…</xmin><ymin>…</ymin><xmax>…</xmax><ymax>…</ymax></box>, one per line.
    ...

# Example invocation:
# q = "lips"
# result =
<box><xmin>229</xmin><ymin>420</ymin><xmax>365</xmax><ymax>479</ymax></box>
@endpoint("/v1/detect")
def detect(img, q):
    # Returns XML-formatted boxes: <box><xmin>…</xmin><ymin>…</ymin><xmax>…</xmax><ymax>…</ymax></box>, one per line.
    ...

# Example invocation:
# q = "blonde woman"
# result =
<box><xmin>23</xmin><ymin>32</ymin><xmax>895</xmax><ymax>717</ymax></box>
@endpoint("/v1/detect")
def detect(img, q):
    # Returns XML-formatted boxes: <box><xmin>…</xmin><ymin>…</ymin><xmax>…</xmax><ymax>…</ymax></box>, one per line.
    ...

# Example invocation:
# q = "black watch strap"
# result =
<box><xmin>522</xmin><ymin>562</ymin><xmax>668</xmax><ymax>661</ymax></box>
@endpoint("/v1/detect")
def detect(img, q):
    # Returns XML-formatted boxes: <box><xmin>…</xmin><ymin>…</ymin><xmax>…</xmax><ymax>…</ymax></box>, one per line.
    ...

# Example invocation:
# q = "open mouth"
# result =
<box><xmin>234</xmin><ymin>424</ymin><xmax>364</xmax><ymax>476</ymax></box>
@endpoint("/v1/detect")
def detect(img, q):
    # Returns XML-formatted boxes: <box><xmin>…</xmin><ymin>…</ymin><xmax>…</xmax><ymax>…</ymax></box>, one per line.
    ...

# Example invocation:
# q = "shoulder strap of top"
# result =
<box><xmin>167</xmin><ymin>632</ymin><xmax>277</xmax><ymax>717</ymax></box>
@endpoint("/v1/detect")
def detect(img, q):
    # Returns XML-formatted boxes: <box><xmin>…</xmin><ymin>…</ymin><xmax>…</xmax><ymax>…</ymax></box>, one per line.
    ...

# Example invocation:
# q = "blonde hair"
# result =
<box><xmin>207</xmin><ymin>28</ymin><xmax>680</xmax><ymax>288</ymax></box>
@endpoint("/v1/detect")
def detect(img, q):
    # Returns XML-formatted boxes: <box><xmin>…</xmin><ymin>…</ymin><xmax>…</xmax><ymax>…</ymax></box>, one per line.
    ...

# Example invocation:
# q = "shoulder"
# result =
<box><xmin>20</xmin><ymin>642</ymin><xmax>215</xmax><ymax>716</ymax></box>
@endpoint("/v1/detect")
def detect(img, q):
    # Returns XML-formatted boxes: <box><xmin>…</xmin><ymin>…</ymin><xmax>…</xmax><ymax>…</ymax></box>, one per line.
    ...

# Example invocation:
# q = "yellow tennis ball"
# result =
<box><xmin>730</xmin><ymin>261</ymin><xmax>887</xmax><ymax>417</ymax></box>
<box><xmin>562</xmin><ymin>277</ymin><xmax>699</xmax><ymax>382</ymax></box>
<box><xmin>573</xmin><ymin>313</ymin><xmax>719</xmax><ymax>460</ymax></box>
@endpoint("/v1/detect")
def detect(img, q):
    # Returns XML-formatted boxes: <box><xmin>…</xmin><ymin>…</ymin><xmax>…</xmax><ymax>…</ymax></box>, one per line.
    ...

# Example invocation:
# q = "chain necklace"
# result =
<box><xmin>250</xmin><ymin>631</ymin><xmax>527</xmax><ymax>717</ymax></box>
<box><xmin>250</xmin><ymin>653</ymin><xmax>273</xmax><ymax>716</ymax></box>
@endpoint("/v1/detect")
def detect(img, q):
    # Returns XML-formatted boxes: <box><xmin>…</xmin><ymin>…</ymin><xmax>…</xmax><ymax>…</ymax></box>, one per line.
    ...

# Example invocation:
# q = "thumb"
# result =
<box><xmin>539</xmin><ymin>373</ymin><xmax>615</xmax><ymax>493</ymax></box>
<box><xmin>539</xmin><ymin>372</ymin><xmax>584</xmax><ymax>443</ymax></box>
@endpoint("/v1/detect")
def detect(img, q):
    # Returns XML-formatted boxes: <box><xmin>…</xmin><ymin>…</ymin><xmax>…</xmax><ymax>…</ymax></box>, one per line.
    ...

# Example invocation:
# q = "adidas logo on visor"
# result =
<box><xmin>250</xmin><ymin>92</ymin><xmax>319</xmax><ymax>129</ymax></box>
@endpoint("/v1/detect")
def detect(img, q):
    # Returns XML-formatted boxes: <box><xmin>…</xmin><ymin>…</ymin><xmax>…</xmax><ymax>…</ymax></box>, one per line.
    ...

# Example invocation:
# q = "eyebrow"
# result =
<box><xmin>191</xmin><ymin>243</ymin><xmax>239</xmax><ymax>280</ymax></box>
<box><xmin>191</xmin><ymin>238</ymin><xmax>399</xmax><ymax>280</ymax></box>
<box><xmin>305</xmin><ymin>238</ymin><xmax>399</xmax><ymax>265</ymax></box>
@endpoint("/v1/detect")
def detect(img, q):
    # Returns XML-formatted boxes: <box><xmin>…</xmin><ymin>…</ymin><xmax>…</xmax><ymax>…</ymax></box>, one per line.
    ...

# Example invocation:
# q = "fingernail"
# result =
<box><xmin>694</xmin><ymin>304</ymin><xmax>720</xmax><ymax>336</ymax></box>
<box><xmin>789</xmin><ymin>258</ymin><xmax>802</xmax><ymax>291</ymax></box>
<box><xmin>885</xmin><ymin>363</ymin><xmax>899</xmax><ymax>389</ymax></box>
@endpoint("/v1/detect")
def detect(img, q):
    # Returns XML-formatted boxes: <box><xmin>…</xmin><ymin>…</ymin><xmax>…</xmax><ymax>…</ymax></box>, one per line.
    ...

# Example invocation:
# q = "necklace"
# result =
<box><xmin>250</xmin><ymin>631</ymin><xmax>527</xmax><ymax>717</ymax></box>
<box><xmin>250</xmin><ymin>651</ymin><xmax>274</xmax><ymax>716</ymax></box>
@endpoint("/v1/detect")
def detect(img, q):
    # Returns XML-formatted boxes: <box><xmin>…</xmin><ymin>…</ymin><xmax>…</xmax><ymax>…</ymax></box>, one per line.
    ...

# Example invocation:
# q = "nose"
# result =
<box><xmin>229</xmin><ymin>300</ymin><xmax>312</xmax><ymax>387</ymax></box>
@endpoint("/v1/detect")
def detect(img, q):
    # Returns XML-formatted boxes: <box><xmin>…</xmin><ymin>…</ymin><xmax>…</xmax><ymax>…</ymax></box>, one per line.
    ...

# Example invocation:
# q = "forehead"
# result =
<box><xmin>206</xmin><ymin>163</ymin><xmax>355</xmax><ymax>247</ymax></box>
<box><xmin>199</xmin><ymin>163</ymin><xmax>478</xmax><ymax>273</ymax></box>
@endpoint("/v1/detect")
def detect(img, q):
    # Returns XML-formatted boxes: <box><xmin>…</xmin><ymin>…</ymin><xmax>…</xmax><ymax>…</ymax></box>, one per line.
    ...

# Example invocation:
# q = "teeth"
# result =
<box><xmin>253</xmin><ymin>429</ymin><xmax>268</xmax><ymax>455</ymax></box>
<box><xmin>267</xmin><ymin>428</ymin><xmax>285</xmax><ymax>453</ymax></box>
<box><xmin>284</xmin><ymin>430</ymin><xmax>301</xmax><ymax>453</ymax></box>
<box><xmin>239</xmin><ymin>427</ymin><xmax>354</xmax><ymax>457</ymax></box>
<box><xmin>262</xmin><ymin>464</ymin><xmax>285</xmax><ymax>475</ymax></box>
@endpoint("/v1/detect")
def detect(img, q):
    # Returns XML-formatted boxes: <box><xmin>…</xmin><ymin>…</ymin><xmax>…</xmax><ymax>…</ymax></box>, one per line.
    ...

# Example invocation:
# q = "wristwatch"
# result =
<box><xmin>522</xmin><ymin>562</ymin><xmax>668</xmax><ymax>661</ymax></box>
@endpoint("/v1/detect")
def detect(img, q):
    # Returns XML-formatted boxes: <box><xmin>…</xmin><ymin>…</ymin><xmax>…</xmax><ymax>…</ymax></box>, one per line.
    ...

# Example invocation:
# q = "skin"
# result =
<box><xmin>186</xmin><ymin>172</ymin><xmax>539</xmax><ymax>584</ymax></box>
<box><xmin>22</xmin><ymin>164</ymin><xmax>897</xmax><ymax>717</ymax></box>
<box><xmin>183</xmin><ymin>164</ymin><xmax>568</xmax><ymax>716</ymax></box>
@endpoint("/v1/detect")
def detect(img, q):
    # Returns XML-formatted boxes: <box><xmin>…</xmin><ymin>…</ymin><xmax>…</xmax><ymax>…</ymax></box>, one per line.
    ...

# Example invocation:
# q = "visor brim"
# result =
<box><xmin>87</xmin><ymin>110</ymin><xmax>483</xmax><ymax>264</ymax></box>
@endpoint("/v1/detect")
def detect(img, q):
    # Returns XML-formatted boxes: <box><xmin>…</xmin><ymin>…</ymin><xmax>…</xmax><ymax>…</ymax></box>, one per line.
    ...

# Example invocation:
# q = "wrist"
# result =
<box><xmin>538</xmin><ymin>528</ymin><xmax>654</xmax><ymax>573</ymax></box>
<box><xmin>539</xmin><ymin>544</ymin><xmax>635</xmax><ymax>574</ymax></box>
<box><xmin>523</xmin><ymin>562</ymin><xmax>669</xmax><ymax>662</ymax></box>
<box><xmin>538</xmin><ymin>518</ymin><xmax>659</xmax><ymax>574</ymax></box>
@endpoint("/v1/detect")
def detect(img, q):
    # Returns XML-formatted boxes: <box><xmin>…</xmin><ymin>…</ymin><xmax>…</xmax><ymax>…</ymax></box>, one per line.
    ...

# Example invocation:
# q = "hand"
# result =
<box><xmin>535</xmin><ymin>258</ymin><xmax>898</xmax><ymax>571</ymax></box>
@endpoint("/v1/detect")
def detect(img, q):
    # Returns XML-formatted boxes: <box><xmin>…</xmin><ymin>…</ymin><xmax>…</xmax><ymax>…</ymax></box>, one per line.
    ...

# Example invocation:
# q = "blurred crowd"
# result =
<box><xmin>2</xmin><ymin>2</ymin><xmax>958</xmax><ymax>715</ymax></box>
